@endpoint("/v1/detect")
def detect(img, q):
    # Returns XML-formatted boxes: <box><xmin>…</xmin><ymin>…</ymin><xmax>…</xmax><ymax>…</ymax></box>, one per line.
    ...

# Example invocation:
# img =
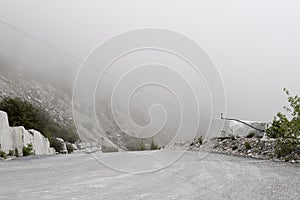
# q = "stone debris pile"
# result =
<box><xmin>170</xmin><ymin>135</ymin><xmax>300</xmax><ymax>163</ymax></box>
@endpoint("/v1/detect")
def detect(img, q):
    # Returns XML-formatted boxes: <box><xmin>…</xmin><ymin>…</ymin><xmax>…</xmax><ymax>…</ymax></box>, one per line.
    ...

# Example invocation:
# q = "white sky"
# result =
<box><xmin>0</xmin><ymin>0</ymin><xmax>300</xmax><ymax>122</ymax></box>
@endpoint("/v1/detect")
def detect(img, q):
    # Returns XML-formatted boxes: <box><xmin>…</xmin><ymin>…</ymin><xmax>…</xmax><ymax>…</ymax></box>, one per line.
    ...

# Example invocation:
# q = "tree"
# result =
<box><xmin>267</xmin><ymin>88</ymin><xmax>300</xmax><ymax>140</ymax></box>
<box><xmin>0</xmin><ymin>97</ymin><xmax>37</xmax><ymax>128</ymax></box>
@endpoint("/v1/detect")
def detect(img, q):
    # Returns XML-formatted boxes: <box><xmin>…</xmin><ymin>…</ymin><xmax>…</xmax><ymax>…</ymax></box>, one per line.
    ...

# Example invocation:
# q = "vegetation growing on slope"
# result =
<box><xmin>267</xmin><ymin>88</ymin><xmax>300</xmax><ymax>139</ymax></box>
<box><xmin>244</xmin><ymin>141</ymin><xmax>251</xmax><ymax>150</ymax></box>
<box><xmin>0</xmin><ymin>97</ymin><xmax>79</xmax><ymax>151</ymax></box>
<box><xmin>150</xmin><ymin>139</ymin><xmax>159</xmax><ymax>150</ymax></box>
<box><xmin>266</xmin><ymin>88</ymin><xmax>300</xmax><ymax>160</ymax></box>
<box><xmin>139</xmin><ymin>139</ymin><xmax>145</xmax><ymax>151</ymax></box>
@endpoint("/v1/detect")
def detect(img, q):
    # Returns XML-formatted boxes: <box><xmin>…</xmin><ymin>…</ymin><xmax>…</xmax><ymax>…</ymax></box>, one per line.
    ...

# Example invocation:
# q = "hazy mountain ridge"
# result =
<box><xmin>0</xmin><ymin>73</ymin><xmax>143</xmax><ymax>151</ymax></box>
<box><xmin>0</xmin><ymin>73</ymin><xmax>72</xmax><ymax>126</ymax></box>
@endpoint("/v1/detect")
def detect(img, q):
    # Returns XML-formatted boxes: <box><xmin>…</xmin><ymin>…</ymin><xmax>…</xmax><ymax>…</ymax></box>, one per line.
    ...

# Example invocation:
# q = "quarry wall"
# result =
<box><xmin>0</xmin><ymin>111</ymin><xmax>55</xmax><ymax>156</ymax></box>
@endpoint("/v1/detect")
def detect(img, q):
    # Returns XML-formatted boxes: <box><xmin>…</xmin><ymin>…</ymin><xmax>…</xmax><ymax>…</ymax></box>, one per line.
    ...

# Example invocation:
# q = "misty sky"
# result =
<box><xmin>0</xmin><ymin>0</ymin><xmax>300</xmax><ymax>122</ymax></box>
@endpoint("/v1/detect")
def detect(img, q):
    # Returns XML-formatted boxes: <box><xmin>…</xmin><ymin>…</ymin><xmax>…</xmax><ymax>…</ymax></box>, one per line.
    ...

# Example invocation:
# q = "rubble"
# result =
<box><xmin>170</xmin><ymin>136</ymin><xmax>300</xmax><ymax>163</ymax></box>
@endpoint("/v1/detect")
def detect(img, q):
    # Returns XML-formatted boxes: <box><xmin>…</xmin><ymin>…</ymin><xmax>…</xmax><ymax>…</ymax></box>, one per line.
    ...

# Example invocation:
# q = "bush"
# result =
<box><xmin>246</xmin><ymin>132</ymin><xmax>255</xmax><ymax>138</ymax></box>
<box><xmin>8</xmin><ymin>150</ymin><xmax>13</xmax><ymax>156</ymax></box>
<box><xmin>244</xmin><ymin>141</ymin><xmax>251</xmax><ymax>150</ymax></box>
<box><xmin>0</xmin><ymin>97</ymin><xmax>79</xmax><ymax>144</ymax></box>
<box><xmin>266</xmin><ymin>88</ymin><xmax>300</xmax><ymax>140</ymax></box>
<box><xmin>275</xmin><ymin>139</ymin><xmax>298</xmax><ymax>160</ymax></box>
<box><xmin>23</xmin><ymin>143</ymin><xmax>34</xmax><ymax>156</ymax></box>
<box><xmin>139</xmin><ymin>140</ymin><xmax>145</xmax><ymax>151</ymax></box>
<box><xmin>0</xmin><ymin>151</ymin><xmax>7</xmax><ymax>159</ymax></box>
<box><xmin>8</xmin><ymin>148</ymin><xmax>19</xmax><ymax>157</ymax></box>
<box><xmin>14</xmin><ymin>148</ymin><xmax>19</xmax><ymax>157</ymax></box>
<box><xmin>198</xmin><ymin>136</ymin><xmax>203</xmax><ymax>145</ymax></box>
<box><xmin>150</xmin><ymin>139</ymin><xmax>159</xmax><ymax>150</ymax></box>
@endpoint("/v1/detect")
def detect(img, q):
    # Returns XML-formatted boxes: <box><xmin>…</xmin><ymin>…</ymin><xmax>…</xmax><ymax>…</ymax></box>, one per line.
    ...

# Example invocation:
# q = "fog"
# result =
<box><xmin>1</xmin><ymin>0</ymin><xmax>300</xmax><ymax>124</ymax></box>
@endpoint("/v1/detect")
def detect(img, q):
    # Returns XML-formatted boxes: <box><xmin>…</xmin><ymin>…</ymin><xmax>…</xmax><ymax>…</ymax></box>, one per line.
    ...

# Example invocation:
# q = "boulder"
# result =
<box><xmin>49</xmin><ymin>147</ymin><xmax>56</xmax><ymax>154</ymax></box>
<box><xmin>56</xmin><ymin>138</ymin><xmax>68</xmax><ymax>154</ymax></box>
<box><xmin>71</xmin><ymin>144</ymin><xmax>78</xmax><ymax>150</ymax></box>
<box><xmin>76</xmin><ymin>142</ymin><xmax>86</xmax><ymax>150</ymax></box>
<box><xmin>0</xmin><ymin>111</ymin><xmax>12</xmax><ymax>153</ymax></box>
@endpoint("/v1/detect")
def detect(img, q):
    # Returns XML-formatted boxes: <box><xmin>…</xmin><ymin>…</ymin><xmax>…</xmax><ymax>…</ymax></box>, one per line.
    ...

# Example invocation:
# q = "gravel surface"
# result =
<box><xmin>0</xmin><ymin>150</ymin><xmax>299</xmax><ymax>200</ymax></box>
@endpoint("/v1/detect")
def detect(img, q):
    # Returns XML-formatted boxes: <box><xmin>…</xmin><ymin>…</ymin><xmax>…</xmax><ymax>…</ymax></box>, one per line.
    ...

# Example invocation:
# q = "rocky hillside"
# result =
<box><xmin>0</xmin><ymin>73</ymin><xmax>72</xmax><ymax>126</ymax></box>
<box><xmin>0</xmin><ymin>73</ymin><xmax>130</xmax><ymax>151</ymax></box>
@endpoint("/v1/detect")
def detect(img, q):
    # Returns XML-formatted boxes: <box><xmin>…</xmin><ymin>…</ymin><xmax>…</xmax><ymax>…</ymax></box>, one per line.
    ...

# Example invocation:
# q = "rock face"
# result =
<box><xmin>29</xmin><ymin>130</ymin><xmax>52</xmax><ymax>155</ymax></box>
<box><xmin>0</xmin><ymin>111</ymin><xmax>54</xmax><ymax>156</ymax></box>
<box><xmin>0</xmin><ymin>111</ymin><xmax>12</xmax><ymax>153</ymax></box>
<box><xmin>9</xmin><ymin>126</ymin><xmax>28</xmax><ymax>156</ymax></box>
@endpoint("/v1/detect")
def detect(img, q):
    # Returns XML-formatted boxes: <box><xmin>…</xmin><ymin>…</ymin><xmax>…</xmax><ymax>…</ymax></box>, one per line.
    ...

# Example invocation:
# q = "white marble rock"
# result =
<box><xmin>0</xmin><ymin>110</ymin><xmax>55</xmax><ymax>156</ymax></box>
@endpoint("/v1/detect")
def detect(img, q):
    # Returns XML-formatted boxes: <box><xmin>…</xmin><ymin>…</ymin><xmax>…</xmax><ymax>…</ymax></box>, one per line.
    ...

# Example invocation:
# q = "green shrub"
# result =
<box><xmin>139</xmin><ymin>140</ymin><xmax>145</xmax><ymax>151</ymax></box>
<box><xmin>266</xmin><ymin>88</ymin><xmax>300</xmax><ymax>140</ymax></box>
<box><xmin>198</xmin><ymin>136</ymin><xmax>203</xmax><ymax>145</ymax></box>
<box><xmin>246</xmin><ymin>132</ymin><xmax>255</xmax><ymax>138</ymax></box>
<box><xmin>150</xmin><ymin>139</ymin><xmax>159</xmax><ymax>150</ymax></box>
<box><xmin>8</xmin><ymin>150</ymin><xmax>13</xmax><ymax>156</ymax></box>
<box><xmin>0</xmin><ymin>151</ymin><xmax>7</xmax><ymax>159</ymax></box>
<box><xmin>275</xmin><ymin>140</ymin><xmax>298</xmax><ymax>160</ymax></box>
<box><xmin>14</xmin><ymin>148</ymin><xmax>19</xmax><ymax>157</ymax></box>
<box><xmin>23</xmin><ymin>143</ymin><xmax>34</xmax><ymax>156</ymax></box>
<box><xmin>244</xmin><ymin>141</ymin><xmax>251</xmax><ymax>150</ymax></box>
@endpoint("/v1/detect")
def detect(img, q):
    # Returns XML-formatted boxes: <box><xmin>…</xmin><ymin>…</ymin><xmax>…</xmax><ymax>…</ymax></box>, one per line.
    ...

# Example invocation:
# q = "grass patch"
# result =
<box><xmin>244</xmin><ymin>141</ymin><xmax>251</xmax><ymax>150</ymax></box>
<box><xmin>246</xmin><ymin>132</ymin><xmax>255</xmax><ymax>138</ymax></box>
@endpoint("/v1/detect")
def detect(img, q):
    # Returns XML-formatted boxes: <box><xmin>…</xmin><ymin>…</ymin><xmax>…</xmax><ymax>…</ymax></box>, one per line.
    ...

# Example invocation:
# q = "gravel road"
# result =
<box><xmin>0</xmin><ymin>150</ymin><xmax>299</xmax><ymax>200</ymax></box>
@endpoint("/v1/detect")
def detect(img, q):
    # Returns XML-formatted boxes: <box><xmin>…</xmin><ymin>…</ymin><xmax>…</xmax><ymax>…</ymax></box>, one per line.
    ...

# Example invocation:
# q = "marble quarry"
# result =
<box><xmin>0</xmin><ymin>110</ymin><xmax>55</xmax><ymax>156</ymax></box>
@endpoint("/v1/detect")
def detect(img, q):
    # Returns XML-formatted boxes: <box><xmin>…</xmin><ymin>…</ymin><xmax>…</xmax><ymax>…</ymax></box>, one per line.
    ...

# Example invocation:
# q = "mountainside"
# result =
<box><xmin>0</xmin><ymin>73</ymin><xmax>156</xmax><ymax>152</ymax></box>
<box><xmin>0</xmin><ymin>73</ymin><xmax>122</xmax><ymax>151</ymax></box>
<box><xmin>0</xmin><ymin>73</ymin><xmax>268</xmax><ymax>152</ymax></box>
<box><xmin>0</xmin><ymin>73</ymin><xmax>72</xmax><ymax>126</ymax></box>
